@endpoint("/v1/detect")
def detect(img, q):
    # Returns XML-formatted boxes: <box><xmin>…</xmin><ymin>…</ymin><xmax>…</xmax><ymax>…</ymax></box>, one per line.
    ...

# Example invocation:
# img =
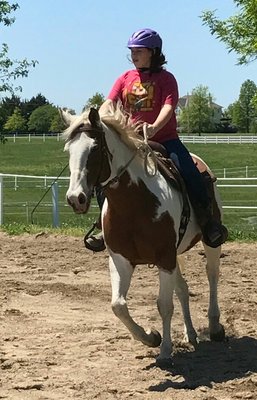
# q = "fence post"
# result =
<box><xmin>0</xmin><ymin>175</ymin><xmax>3</xmax><ymax>225</ymax></box>
<box><xmin>15</xmin><ymin>175</ymin><xmax>18</xmax><ymax>191</ymax></box>
<box><xmin>51</xmin><ymin>182</ymin><xmax>59</xmax><ymax>228</ymax></box>
<box><xmin>26</xmin><ymin>202</ymin><xmax>29</xmax><ymax>223</ymax></box>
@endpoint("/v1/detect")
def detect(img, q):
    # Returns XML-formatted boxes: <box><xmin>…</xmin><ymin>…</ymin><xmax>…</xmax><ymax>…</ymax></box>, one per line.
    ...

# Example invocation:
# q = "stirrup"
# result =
<box><xmin>84</xmin><ymin>232</ymin><xmax>106</xmax><ymax>252</ymax></box>
<box><xmin>202</xmin><ymin>222</ymin><xmax>228</xmax><ymax>248</ymax></box>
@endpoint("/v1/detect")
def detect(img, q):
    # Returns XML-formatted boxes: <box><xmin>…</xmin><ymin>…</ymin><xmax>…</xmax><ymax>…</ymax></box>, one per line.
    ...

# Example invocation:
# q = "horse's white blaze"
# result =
<box><xmin>65</xmin><ymin>132</ymin><xmax>96</xmax><ymax>212</ymax></box>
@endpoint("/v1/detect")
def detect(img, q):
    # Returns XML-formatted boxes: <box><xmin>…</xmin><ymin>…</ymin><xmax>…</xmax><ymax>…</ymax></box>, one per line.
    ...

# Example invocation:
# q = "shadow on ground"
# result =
<box><xmin>146</xmin><ymin>336</ymin><xmax>257</xmax><ymax>391</ymax></box>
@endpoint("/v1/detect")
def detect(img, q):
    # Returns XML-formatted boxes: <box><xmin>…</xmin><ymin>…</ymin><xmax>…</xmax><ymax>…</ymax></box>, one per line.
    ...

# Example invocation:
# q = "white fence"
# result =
<box><xmin>0</xmin><ymin>172</ymin><xmax>257</xmax><ymax>227</ymax></box>
<box><xmin>180</xmin><ymin>136</ymin><xmax>257</xmax><ymax>144</ymax></box>
<box><xmin>5</xmin><ymin>134</ymin><xmax>257</xmax><ymax>144</ymax></box>
<box><xmin>0</xmin><ymin>174</ymin><xmax>66</xmax><ymax>226</ymax></box>
<box><xmin>6</xmin><ymin>134</ymin><xmax>61</xmax><ymax>143</ymax></box>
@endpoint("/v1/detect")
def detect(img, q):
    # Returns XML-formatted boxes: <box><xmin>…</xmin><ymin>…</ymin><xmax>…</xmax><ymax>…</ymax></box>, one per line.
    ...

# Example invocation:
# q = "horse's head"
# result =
<box><xmin>61</xmin><ymin>108</ymin><xmax>111</xmax><ymax>214</ymax></box>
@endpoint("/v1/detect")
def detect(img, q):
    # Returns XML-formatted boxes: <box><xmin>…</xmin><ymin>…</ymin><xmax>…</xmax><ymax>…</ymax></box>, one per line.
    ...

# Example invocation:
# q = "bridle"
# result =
<box><xmin>79</xmin><ymin>124</ymin><xmax>157</xmax><ymax>193</ymax></box>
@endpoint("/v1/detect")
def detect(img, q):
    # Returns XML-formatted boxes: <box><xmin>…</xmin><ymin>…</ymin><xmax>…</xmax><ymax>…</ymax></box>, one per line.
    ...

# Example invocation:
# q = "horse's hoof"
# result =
<box><xmin>189</xmin><ymin>336</ymin><xmax>199</xmax><ymax>349</ymax></box>
<box><xmin>210</xmin><ymin>325</ymin><xmax>225</xmax><ymax>342</ymax></box>
<box><xmin>184</xmin><ymin>330</ymin><xmax>199</xmax><ymax>348</ymax></box>
<box><xmin>150</xmin><ymin>329</ymin><xmax>162</xmax><ymax>347</ymax></box>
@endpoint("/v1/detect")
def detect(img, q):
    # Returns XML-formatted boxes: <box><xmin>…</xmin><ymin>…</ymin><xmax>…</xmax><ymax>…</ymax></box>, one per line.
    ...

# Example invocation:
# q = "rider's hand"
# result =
<box><xmin>143</xmin><ymin>123</ymin><xmax>156</xmax><ymax>139</ymax></box>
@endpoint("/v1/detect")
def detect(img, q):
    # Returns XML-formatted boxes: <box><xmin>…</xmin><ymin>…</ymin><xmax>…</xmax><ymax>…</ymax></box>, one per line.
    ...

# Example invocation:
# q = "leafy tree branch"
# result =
<box><xmin>201</xmin><ymin>0</ymin><xmax>257</xmax><ymax>64</ymax></box>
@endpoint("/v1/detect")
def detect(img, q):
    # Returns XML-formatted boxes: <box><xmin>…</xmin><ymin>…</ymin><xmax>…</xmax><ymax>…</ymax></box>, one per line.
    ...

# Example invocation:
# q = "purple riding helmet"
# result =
<box><xmin>127</xmin><ymin>28</ymin><xmax>162</xmax><ymax>50</ymax></box>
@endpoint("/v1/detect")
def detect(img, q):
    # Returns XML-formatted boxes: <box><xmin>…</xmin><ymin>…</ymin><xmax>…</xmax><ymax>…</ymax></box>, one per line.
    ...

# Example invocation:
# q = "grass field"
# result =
<box><xmin>0</xmin><ymin>137</ymin><xmax>257</xmax><ymax>240</ymax></box>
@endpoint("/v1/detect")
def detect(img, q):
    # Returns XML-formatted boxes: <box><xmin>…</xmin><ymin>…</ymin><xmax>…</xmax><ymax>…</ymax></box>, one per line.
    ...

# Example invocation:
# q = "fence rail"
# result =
<box><xmin>180</xmin><ymin>136</ymin><xmax>257</xmax><ymax>144</ymax></box>
<box><xmin>4</xmin><ymin>134</ymin><xmax>257</xmax><ymax>144</ymax></box>
<box><xmin>0</xmin><ymin>173</ymin><xmax>257</xmax><ymax>227</ymax></box>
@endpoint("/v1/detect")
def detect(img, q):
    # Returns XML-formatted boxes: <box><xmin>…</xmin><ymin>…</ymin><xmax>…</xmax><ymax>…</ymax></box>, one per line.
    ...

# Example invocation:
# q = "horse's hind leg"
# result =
<box><xmin>175</xmin><ymin>262</ymin><xmax>198</xmax><ymax>347</ymax></box>
<box><xmin>203</xmin><ymin>244</ymin><xmax>225</xmax><ymax>341</ymax></box>
<box><xmin>109</xmin><ymin>254</ymin><xmax>161</xmax><ymax>348</ymax></box>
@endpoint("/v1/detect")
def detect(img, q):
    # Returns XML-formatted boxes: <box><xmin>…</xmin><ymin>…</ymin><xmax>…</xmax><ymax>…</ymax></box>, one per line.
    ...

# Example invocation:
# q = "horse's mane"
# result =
<box><xmin>62</xmin><ymin>101</ymin><xmax>144</xmax><ymax>151</ymax></box>
<box><xmin>61</xmin><ymin>113</ymin><xmax>92</xmax><ymax>142</ymax></box>
<box><xmin>100</xmin><ymin>101</ymin><xmax>144</xmax><ymax>151</ymax></box>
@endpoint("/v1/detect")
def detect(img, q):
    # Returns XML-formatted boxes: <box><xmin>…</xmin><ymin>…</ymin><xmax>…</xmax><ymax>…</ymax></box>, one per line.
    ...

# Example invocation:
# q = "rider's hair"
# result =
<box><xmin>150</xmin><ymin>48</ymin><xmax>167</xmax><ymax>72</ymax></box>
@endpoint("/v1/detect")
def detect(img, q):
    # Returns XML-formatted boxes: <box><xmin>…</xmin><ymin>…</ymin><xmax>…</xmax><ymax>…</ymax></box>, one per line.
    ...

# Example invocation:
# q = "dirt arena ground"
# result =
<box><xmin>0</xmin><ymin>232</ymin><xmax>257</xmax><ymax>400</ymax></box>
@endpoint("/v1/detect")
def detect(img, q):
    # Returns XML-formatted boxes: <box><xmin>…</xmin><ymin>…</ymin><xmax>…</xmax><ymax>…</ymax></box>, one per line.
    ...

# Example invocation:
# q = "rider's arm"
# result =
<box><xmin>146</xmin><ymin>104</ymin><xmax>173</xmax><ymax>138</ymax></box>
<box><xmin>99</xmin><ymin>99</ymin><xmax>116</xmax><ymax>116</ymax></box>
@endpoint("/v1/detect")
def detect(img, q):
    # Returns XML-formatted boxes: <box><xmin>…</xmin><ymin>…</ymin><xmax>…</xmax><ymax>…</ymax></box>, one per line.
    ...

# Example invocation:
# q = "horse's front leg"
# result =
<box><xmin>203</xmin><ymin>244</ymin><xmax>225</xmax><ymax>341</ymax></box>
<box><xmin>109</xmin><ymin>253</ymin><xmax>161</xmax><ymax>348</ymax></box>
<box><xmin>157</xmin><ymin>268</ymin><xmax>177</xmax><ymax>360</ymax></box>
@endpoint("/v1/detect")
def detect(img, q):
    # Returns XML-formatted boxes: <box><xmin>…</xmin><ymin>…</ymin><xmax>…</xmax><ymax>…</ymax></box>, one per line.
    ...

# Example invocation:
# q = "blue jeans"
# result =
<box><xmin>162</xmin><ymin>138</ymin><xmax>209</xmax><ymax>208</ymax></box>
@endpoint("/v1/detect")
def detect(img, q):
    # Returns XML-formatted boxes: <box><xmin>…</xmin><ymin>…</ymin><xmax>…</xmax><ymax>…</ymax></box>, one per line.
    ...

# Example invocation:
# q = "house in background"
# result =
<box><xmin>176</xmin><ymin>94</ymin><xmax>223</xmax><ymax>125</ymax></box>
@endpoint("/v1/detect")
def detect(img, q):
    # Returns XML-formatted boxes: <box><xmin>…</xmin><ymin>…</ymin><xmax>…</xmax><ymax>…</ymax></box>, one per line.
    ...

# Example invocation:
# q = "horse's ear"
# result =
<box><xmin>88</xmin><ymin>108</ymin><xmax>102</xmax><ymax>129</ymax></box>
<box><xmin>59</xmin><ymin>108</ymin><xmax>76</xmax><ymax>127</ymax></box>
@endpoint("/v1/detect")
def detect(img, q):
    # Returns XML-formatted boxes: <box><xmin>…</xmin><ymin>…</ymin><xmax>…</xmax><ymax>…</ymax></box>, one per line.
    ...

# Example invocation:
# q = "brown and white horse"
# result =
<box><xmin>61</xmin><ymin>104</ymin><xmax>225</xmax><ymax>361</ymax></box>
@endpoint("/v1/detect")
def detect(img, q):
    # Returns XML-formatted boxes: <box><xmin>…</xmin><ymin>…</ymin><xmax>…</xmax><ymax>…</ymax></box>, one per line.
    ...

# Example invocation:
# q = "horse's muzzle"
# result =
<box><xmin>66</xmin><ymin>192</ymin><xmax>91</xmax><ymax>214</ymax></box>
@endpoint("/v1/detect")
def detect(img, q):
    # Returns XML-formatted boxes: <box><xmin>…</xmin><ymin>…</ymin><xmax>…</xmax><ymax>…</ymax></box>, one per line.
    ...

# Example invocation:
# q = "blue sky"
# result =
<box><xmin>2</xmin><ymin>0</ymin><xmax>257</xmax><ymax>113</ymax></box>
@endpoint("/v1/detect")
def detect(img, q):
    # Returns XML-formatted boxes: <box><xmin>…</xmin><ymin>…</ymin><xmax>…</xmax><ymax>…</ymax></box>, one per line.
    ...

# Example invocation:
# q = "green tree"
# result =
<box><xmin>226</xmin><ymin>101</ymin><xmax>241</xmax><ymax>128</ymax></box>
<box><xmin>0</xmin><ymin>2</ymin><xmax>38</xmax><ymax>94</ymax></box>
<box><xmin>250</xmin><ymin>93</ymin><xmax>257</xmax><ymax>133</ymax></box>
<box><xmin>0</xmin><ymin>1</ymin><xmax>19</xmax><ymax>25</ymax></box>
<box><xmin>28</xmin><ymin>104</ymin><xmax>58</xmax><ymax>134</ymax></box>
<box><xmin>201</xmin><ymin>1</ymin><xmax>257</xmax><ymax>64</ymax></box>
<box><xmin>228</xmin><ymin>80</ymin><xmax>257</xmax><ymax>132</ymax></box>
<box><xmin>0</xmin><ymin>94</ymin><xmax>21</xmax><ymax>129</ymax></box>
<box><xmin>179</xmin><ymin>86</ymin><xmax>214</xmax><ymax>135</ymax></box>
<box><xmin>82</xmin><ymin>92</ymin><xmax>105</xmax><ymax>111</ymax></box>
<box><xmin>238</xmin><ymin>79</ymin><xmax>257</xmax><ymax>132</ymax></box>
<box><xmin>50</xmin><ymin>113</ymin><xmax>66</xmax><ymax>133</ymax></box>
<box><xmin>4</xmin><ymin>106</ymin><xmax>27</xmax><ymax>133</ymax></box>
<box><xmin>0</xmin><ymin>2</ymin><xmax>37</xmax><ymax>143</ymax></box>
<box><xmin>21</xmin><ymin>93</ymin><xmax>49</xmax><ymax>120</ymax></box>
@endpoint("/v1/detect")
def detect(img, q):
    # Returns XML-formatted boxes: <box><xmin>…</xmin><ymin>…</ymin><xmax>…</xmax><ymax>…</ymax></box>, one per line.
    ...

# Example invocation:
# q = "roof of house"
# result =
<box><xmin>178</xmin><ymin>95</ymin><xmax>222</xmax><ymax>109</ymax></box>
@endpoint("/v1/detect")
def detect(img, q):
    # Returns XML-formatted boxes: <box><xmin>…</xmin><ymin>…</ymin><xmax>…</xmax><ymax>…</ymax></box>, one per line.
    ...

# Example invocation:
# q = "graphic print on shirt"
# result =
<box><xmin>125</xmin><ymin>81</ymin><xmax>154</xmax><ymax>112</ymax></box>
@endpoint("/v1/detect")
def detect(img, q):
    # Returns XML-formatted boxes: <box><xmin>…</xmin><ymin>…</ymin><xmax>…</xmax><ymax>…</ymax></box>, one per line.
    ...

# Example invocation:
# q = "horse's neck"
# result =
<box><xmin>102</xmin><ymin>126</ymin><xmax>172</xmax><ymax>203</ymax></box>
<box><xmin>103</xmin><ymin>126</ymin><xmax>139</xmax><ymax>182</ymax></box>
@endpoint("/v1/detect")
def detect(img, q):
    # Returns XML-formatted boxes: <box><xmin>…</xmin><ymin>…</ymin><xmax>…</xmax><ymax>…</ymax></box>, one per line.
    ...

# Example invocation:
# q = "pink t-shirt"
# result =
<box><xmin>107</xmin><ymin>69</ymin><xmax>179</xmax><ymax>142</ymax></box>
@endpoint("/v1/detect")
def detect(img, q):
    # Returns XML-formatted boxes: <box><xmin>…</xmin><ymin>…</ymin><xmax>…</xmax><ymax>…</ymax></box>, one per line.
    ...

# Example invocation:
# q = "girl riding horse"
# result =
<box><xmin>85</xmin><ymin>28</ymin><xmax>228</xmax><ymax>252</ymax></box>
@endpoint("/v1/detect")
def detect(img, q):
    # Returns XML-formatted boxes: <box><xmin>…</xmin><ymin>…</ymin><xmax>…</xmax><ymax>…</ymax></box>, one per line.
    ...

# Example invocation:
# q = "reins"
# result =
<box><xmin>100</xmin><ymin>151</ymin><xmax>138</xmax><ymax>189</ymax></box>
<box><xmin>30</xmin><ymin>162</ymin><xmax>69</xmax><ymax>224</ymax></box>
<box><xmin>92</xmin><ymin>123</ymin><xmax>158</xmax><ymax>191</ymax></box>
<box><xmin>83</xmin><ymin>123</ymin><xmax>158</xmax><ymax>243</ymax></box>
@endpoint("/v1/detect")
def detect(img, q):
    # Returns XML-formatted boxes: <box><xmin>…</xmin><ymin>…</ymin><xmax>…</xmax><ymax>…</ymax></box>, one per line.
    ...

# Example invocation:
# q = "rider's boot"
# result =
<box><xmin>200</xmin><ymin>214</ymin><xmax>228</xmax><ymax>248</ymax></box>
<box><xmin>84</xmin><ymin>214</ymin><xmax>106</xmax><ymax>252</ymax></box>
<box><xmin>192</xmin><ymin>172</ymin><xmax>228</xmax><ymax>248</ymax></box>
<box><xmin>84</xmin><ymin>231</ymin><xmax>106</xmax><ymax>252</ymax></box>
